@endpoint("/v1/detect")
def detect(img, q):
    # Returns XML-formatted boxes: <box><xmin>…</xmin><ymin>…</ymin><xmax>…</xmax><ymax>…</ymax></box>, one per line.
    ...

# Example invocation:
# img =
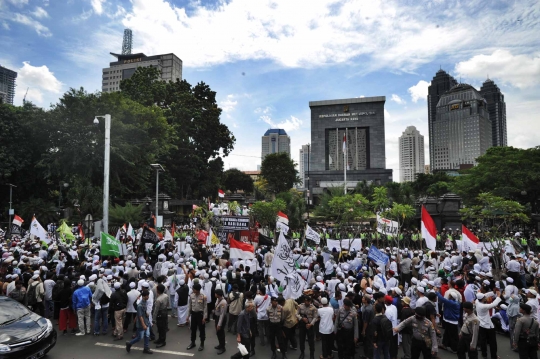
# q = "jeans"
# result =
<box><xmin>76</xmin><ymin>305</ymin><xmax>91</xmax><ymax>334</ymax></box>
<box><xmin>258</xmin><ymin>320</ymin><xmax>268</xmax><ymax>345</ymax></box>
<box><xmin>129</xmin><ymin>327</ymin><xmax>150</xmax><ymax>350</ymax></box>
<box><xmin>402</xmin><ymin>333</ymin><xmax>412</xmax><ymax>359</ymax></box>
<box><xmin>94</xmin><ymin>307</ymin><xmax>109</xmax><ymax>334</ymax></box>
<box><xmin>374</xmin><ymin>341</ymin><xmax>390</xmax><ymax>359</ymax></box>
<box><xmin>44</xmin><ymin>299</ymin><xmax>54</xmax><ymax>319</ymax></box>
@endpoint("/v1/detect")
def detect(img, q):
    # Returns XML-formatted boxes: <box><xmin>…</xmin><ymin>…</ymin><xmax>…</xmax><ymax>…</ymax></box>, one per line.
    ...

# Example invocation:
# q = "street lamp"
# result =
<box><xmin>6</xmin><ymin>183</ymin><xmax>16</xmax><ymax>227</ymax></box>
<box><xmin>58</xmin><ymin>181</ymin><xmax>69</xmax><ymax>208</ymax></box>
<box><xmin>150</xmin><ymin>163</ymin><xmax>165</xmax><ymax>227</ymax></box>
<box><xmin>306</xmin><ymin>143</ymin><xmax>310</xmax><ymax>221</ymax></box>
<box><xmin>94</xmin><ymin>114</ymin><xmax>111</xmax><ymax>234</ymax></box>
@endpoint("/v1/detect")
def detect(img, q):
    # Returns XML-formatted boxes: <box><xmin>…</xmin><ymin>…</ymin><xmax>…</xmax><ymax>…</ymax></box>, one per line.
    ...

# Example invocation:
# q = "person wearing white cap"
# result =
<box><xmin>26</xmin><ymin>273</ymin><xmax>45</xmax><ymax>316</ymax></box>
<box><xmin>92</xmin><ymin>278</ymin><xmax>112</xmax><ymax>335</ymax></box>
<box><xmin>491</xmin><ymin>304</ymin><xmax>509</xmax><ymax>334</ymax></box>
<box><xmin>525</xmin><ymin>289</ymin><xmax>539</xmax><ymax>318</ymax></box>
<box><xmin>176</xmin><ymin>279</ymin><xmax>190</xmax><ymax>326</ymax></box>
<box><xmin>73</xmin><ymin>279</ymin><xmax>93</xmax><ymax>336</ymax></box>
<box><xmin>125</xmin><ymin>281</ymin><xmax>140</xmax><ymax>333</ymax></box>
<box><xmin>475</xmin><ymin>290</ymin><xmax>502</xmax><ymax>359</ymax></box>
<box><xmin>110</xmin><ymin>281</ymin><xmax>128</xmax><ymax>340</ymax></box>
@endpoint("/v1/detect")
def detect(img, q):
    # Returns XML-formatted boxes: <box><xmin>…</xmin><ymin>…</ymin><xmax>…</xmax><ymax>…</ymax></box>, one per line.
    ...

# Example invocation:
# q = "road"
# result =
<box><xmin>46</xmin><ymin>314</ymin><xmax>517</xmax><ymax>359</ymax></box>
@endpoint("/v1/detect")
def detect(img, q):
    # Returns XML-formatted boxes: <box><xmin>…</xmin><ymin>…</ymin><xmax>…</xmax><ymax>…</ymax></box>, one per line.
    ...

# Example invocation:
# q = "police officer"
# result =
<box><xmin>334</xmin><ymin>298</ymin><xmax>358</xmax><ymax>359</ymax></box>
<box><xmin>186</xmin><ymin>283</ymin><xmax>207</xmax><ymax>351</ymax></box>
<box><xmin>267</xmin><ymin>296</ymin><xmax>286</xmax><ymax>359</ymax></box>
<box><xmin>393</xmin><ymin>306</ymin><xmax>438</xmax><ymax>359</ymax></box>
<box><xmin>458</xmin><ymin>302</ymin><xmax>479</xmax><ymax>359</ymax></box>
<box><xmin>214</xmin><ymin>289</ymin><xmax>228</xmax><ymax>355</ymax></box>
<box><xmin>296</xmin><ymin>295</ymin><xmax>318</xmax><ymax>359</ymax></box>
<box><xmin>513</xmin><ymin>303</ymin><xmax>539</xmax><ymax>358</ymax></box>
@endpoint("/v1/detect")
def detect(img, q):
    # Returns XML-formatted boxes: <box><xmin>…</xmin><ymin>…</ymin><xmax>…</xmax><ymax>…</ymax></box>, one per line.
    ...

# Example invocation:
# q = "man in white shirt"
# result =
<box><xmin>384</xmin><ymin>296</ymin><xmax>399</xmax><ymax>358</ymax></box>
<box><xmin>525</xmin><ymin>289</ymin><xmax>539</xmax><ymax>319</ymax></box>
<box><xmin>475</xmin><ymin>291</ymin><xmax>501</xmax><ymax>359</ymax></box>
<box><xmin>43</xmin><ymin>273</ymin><xmax>56</xmax><ymax>320</ymax></box>
<box><xmin>317</xmin><ymin>298</ymin><xmax>334</xmax><ymax>359</ymax></box>
<box><xmin>506</xmin><ymin>256</ymin><xmax>522</xmax><ymax>289</ymax></box>
<box><xmin>254</xmin><ymin>287</ymin><xmax>271</xmax><ymax>346</ymax></box>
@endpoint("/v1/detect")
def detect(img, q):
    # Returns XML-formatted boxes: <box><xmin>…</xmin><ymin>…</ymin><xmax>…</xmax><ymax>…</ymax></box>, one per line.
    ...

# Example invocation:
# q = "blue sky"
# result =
<box><xmin>1</xmin><ymin>0</ymin><xmax>539</xmax><ymax>180</ymax></box>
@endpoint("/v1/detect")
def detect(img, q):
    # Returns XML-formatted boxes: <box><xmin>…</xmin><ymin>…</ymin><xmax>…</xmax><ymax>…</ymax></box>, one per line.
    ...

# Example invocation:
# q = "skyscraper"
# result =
<box><xmin>0</xmin><ymin>65</ymin><xmax>17</xmax><ymax>105</ymax></box>
<box><xmin>298</xmin><ymin>144</ymin><xmax>310</xmax><ymax>188</ymax></box>
<box><xmin>432</xmin><ymin>83</ymin><xmax>492</xmax><ymax>171</ymax></box>
<box><xmin>480</xmin><ymin>79</ymin><xmax>507</xmax><ymax>147</ymax></box>
<box><xmin>399</xmin><ymin>126</ymin><xmax>425</xmax><ymax>182</ymax></box>
<box><xmin>261</xmin><ymin>129</ymin><xmax>290</xmax><ymax>159</ymax></box>
<box><xmin>428</xmin><ymin>70</ymin><xmax>458</xmax><ymax>171</ymax></box>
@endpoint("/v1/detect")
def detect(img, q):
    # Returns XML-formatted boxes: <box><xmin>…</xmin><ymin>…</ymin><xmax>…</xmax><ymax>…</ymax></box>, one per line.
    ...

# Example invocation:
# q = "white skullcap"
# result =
<box><xmin>393</xmin><ymin>287</ymin><xmax>402</xmax><ymax>295</ymax></box>
<box><xmin>373</xmin><ymin>282</ymin><xmax>381</xmax><ymax>289</ymax></box>
<box><xmin>179</xmin><ymin>279</ymin><xmax>185</xmax><ymax>285</ymax></box>
<box><xmin>507</xmin><ymin>277</ymin><xmax>514</xmax><ymax>283</ymax></box>
<box><xmin>338</xmin><ymin>283</ymin><xmax>346</xmax><ymax>291</ymax></box>
<box><xmin>77</xmin><ymin>279</ymin><xmax>84</xmax><ymax>286</ymax></box>
<box><xmin>141</xmin><ymin>281</ymin><xmax>149</xmax><ymax>288</ymax></box>
<box><xmin>417</xmin><ymin>287</ymin><xmax>425</xmax><ymax>293</ymax></box>
<box><xmin>129</xmin><ymin>282</ymin><xmax>136</xmax><ymax>288</ymax></box>
<box><xmin>204</xmin><ymin>273</ymin><xmax>209</xmax><ymax>279</ymax></box>
<box><xmin>321</xmin><ymin>298</ymin><xmax>328</xmax><ymax>305</ymax></box>
<box><xmin>316</xmin><ymin>276</ymin><xmax>322</xmax><ymax>281</ymax></box>
<box><xmin>114</xmin><ymin>282</ymin><xmax>121</xmax><ymax>289</ymax></box>
<box><xmin>411</xmin><ymin>277</ymin><xmax>418</xmax><ymax>284</ymax></box>
<box><xmin>365</xmin><ymin>287</ymin><xmax>373</xmax><ymax>294</ymax></box>
<box><xmin>476</xmin><ymin>293</ymin><xmax>485</xmax><ymax>300</ymax></box>
<box><xmin>80</xmin><ymin>275</ymin><xmax>86</xmax><ymax>280</ymax></box>
<box><xmin>500</xmin><ymin>304</ymin><xmax>508</xmax><ymax>310</ymax></box>
<box><xmin>482</xmin><ymin>280</ymin><xmax>490</xmax><ymax>286</ymax></box>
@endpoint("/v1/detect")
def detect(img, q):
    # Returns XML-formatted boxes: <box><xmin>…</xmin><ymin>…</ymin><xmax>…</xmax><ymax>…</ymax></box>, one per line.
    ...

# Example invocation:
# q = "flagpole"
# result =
<box><xmin>344</xmin><ymin>144</ymin><xmax>347</xmax><ymax>195</ymax></box>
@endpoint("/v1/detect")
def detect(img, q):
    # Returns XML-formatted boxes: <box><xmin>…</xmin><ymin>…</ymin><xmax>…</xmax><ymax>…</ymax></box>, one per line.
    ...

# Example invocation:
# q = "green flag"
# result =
<box><xmin>57</xmin><ymin>221</ymin><xmax>75</xmax><ymax>243</ymax></box>
<box><xmin>101</xmin><ymin>232</ymin><xmax>121</xmax><ymax>257</ymax></box>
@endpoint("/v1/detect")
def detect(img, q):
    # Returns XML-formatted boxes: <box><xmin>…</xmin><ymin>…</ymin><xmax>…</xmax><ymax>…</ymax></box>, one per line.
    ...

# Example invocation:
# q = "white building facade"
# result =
<box><xmin>399</xmin><ymin>126</ymin><xmax>425</xmax><ymax>182</ymax></box>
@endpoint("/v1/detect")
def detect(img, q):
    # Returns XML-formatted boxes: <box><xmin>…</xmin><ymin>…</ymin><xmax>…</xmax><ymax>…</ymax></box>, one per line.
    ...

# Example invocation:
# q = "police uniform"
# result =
<box><xmin>334</xmin><ymin>307</ymin><xmax>358</xmax><ymax>359</ymax></box>
<box><xmin>187</xmin><ymin>290</ymin><xmax>208</xmax><ymax>348</ymax></box>
<box><xmin>458</xmin><ymin>313</ymin><xmax>480</xmax><ymax>359</ymax></box>
<box><xmin>296</xmin><ymin>303</ymin><xmax>318</xmax><ymax>358</ymax></box>
<box><xmin>267</xmin><ymin>303</ymin><xmax>285</xmax><ymax>357</ymax></box>
<box><xmin>214</xmin><ymin>297</ymin><xmax>228</xmax><ymax>350</ymax></box>
<box><xmin>395</xmin><ymin>315</ymin><xmax>437</xmax><ymax>359</ymax></box>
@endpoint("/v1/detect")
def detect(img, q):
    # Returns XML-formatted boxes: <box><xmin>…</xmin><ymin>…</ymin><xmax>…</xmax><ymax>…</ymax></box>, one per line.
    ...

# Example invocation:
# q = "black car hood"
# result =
<box><xmin>0</xmin><ymin>313</ymin><xmax>46</xmax><ymax>344</ymax></box>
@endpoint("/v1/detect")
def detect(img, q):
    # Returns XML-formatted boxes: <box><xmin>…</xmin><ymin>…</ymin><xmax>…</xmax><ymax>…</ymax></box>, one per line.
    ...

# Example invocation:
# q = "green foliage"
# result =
<box><xmin>223</xmin><ymin>169</ymin><xmax>254</xmax><ymax>193</ymax></box>
<box><xmin>371</xmin><ymin>187</ymin><xmax>389</xmax><ymax>212</ymax></box>
<box><xmin>327</xmin><ymin>193</ymin><xmax>371</xmax><ymax>226</ymax></box>
<box><xmin>250</xmin><ymin>199</ymin><xmax>286</xmax><ymax>228</ymax></box>
<box><xmin>410</xmin><ymin>172</ymin><xmax>455</xmax><ymax>198</ymax></box>
<box><xmin>276</xmin><ymin>189</ymin><xmax>306</xmax><ymax>229</ymax></box>
<box><xmin>452</xmin><ymin>146</ymin><xmax>540</xmax><ymax>211</ymax></box>
<box><xmin>192</xmin><ymin>206</ymin><xmax>214</xmax><ymax>229</ymax></box>
<box><xmin>381</xmin><ymin>203</ymin><xmax>415</xmax><ymax>230</ymax></box>
<box><xmin>228</xmin><ymin>201</ymin><xmax>240</xmax><ymax>215</ymax></box>
<box><xmin>109</xmin><ymin>203</ymin><xmax>144</xmax><ymax>226</ymax></box>
<box><xmin>260</xmin><ymin>153</ymin><xmax>300</xmax><ymax>194</ymax></box>
<box><xmin>313</xmin><ymin>186</ymin><xmax>346</xmax><ymax>220</ymax></box>
<box><xmin>18</xmin><ymin>198</ymin><xmax>59</xmax><ymax>224</ymax></box>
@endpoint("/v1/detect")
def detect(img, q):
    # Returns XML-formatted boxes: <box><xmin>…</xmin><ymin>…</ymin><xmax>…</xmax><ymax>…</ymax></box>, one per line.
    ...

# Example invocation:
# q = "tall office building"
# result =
<box><xmin>480</xmin><ymin>79</ymin><xmax>507</xmax><ymax>147</ymax></box>
<box><xmin>261</xmin><ymin>129</ymin><xmax>291</xmax><ymax>159</ymax></box>
<box><xmin>428</xmin><ymin>70</ymin><xmax>458</xmax><ymax>171</ymax></box>
<box><xmin>432</xmin><ymin>83</ymin><xmax>492</xmax><ymax>171</ymax></box>
<box><xmin>0</xmin><ymin>65</ymin><xmax>17</xmax><ymax>105</ymax></box>
<box><xmin>399</xmin><ymin>126</ymin><xmax>425</xmax><ymax>182</ymax></box>
<box><xmin>298</xmin><ymin>144</ymin><xmax>310</xmax><ymax>188</ymax></box>
<box><xmin>102</xmin><ymin>52</ymin><xmax>182</xmax><ymax>92</ymax></box>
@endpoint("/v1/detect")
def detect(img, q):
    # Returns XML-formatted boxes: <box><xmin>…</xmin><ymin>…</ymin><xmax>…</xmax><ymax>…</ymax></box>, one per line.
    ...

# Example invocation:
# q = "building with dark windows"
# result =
<box><xmin>0</xmin><ymin>65</ymin><xmax>17</xmax><ymax>105</ymax></box>
<box><xmin>261</xmin><ymin>129</ymin><xmax>290</xmax><ymax>159</ymax></box>
<box><xmin>480</xmin><ymin>78</ymin><xmax>507</xmax><ymax>147</ymax></box>
<box><xmin>432</xmin><ymin>83</ymin><xmax>492</xmax><ymax>172</ymax></box>
<box><xmin>102</xmin><ymin>52</ymin><xmax>182</xmax><ymax>92</ymax></box>
<box><xmin>428</xmin><ymin>70</ymin><xmax>458</xmax><ymax>171</ymax></box>
<box><xmin>307</xmin><ymin>96</ymin><xmax>393</xmax><ymax>198</ymax></box>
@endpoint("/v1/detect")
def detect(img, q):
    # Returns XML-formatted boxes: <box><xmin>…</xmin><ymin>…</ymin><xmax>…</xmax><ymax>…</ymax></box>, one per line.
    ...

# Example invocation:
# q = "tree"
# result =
<box><xmin>313</xmin><ymin>186</ymin><xmax>346</xmax><ymax>220</ymax></box>
<box><xmin>327</xmin><ymin>194</ymin><xmax>371</xmax><ymax>226</ymax></box>
<box><xmin>276</xmin><ymin>189</ymin><xmax>306</xmax><ymax>229</ymax></box>
<box><xmin>223</xmin><ymin>169</ymin><xmax>254</xmax><ymax>193</ymax></box>
<box><xmin>109</xmin><ymin>203</ymin><xmax>144</xmax><ymax>226</ymax></box>
<box><xmin>410</xmin><ymin>172</ymin><xmax>455</xmax><ymax>198</ymax></box>
<box><xmin>260</xmin><ymin>153</ymin><xmax>300</xmax><ymax>195</ymax></box>
<box><xmin>381</xmin><ymin>202</ymin><xmax>416</xmax><ymax>244</ymax></box>
<box><xmin>452</xmin><ymin>146</ymin><xmax>540</xmax><ymax>212</ymax></box>
<box><xmin>250</xmin><ymin>199</ymin><xmax>286</xmax><ymax>228</ymax></box>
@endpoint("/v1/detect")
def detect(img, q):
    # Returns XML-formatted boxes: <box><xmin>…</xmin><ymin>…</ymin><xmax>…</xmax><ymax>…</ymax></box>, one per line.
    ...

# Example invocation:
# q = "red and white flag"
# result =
<box><xmin>229</xmin><ymin>238</ymin><xmax>255</xmax><ymax>259</ymax></box>
<box><xmin>462</xmin><ymin>224</ymin><xmax>479</xmax><ymax>252</ymax></box>
<box><xmin>218</xmin><ymin>189</ymin><xmax>225</xmax><ymax>198</ymax></box>
<box><xmin>421</xmin><ymin>205</ymin><xmax>437</xmax><ymax>251</ymax></box>
<box><xmin>12</xmin><ymin>214</ymin><xmax>24</xmax><ymax>227</ymax></box>
<box><xmin>342</xmin><ymin>134</ymin><xmax>347</xmax><ymax>154</ymax></box>
<box><xmin>277</xmin><ymin>211</ymin><xmax>289</xmax><ymax>225</ymax></box>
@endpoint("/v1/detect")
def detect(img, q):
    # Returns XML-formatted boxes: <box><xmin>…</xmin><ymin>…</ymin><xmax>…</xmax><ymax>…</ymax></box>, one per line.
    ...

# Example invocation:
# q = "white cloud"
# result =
<box><xmin>261</xmin><ymin>115</ymin><xmax>303</xmax><ymax>132</ymax></box>
<box><xmin>255</xmin><ymin>107</ymin><xmax>272</xmax><ymax>115</ymax></box>
<box><xmin>13</xmin><ymin>61</ymin><xmax>63</xmax><ymax>105</ymax></box>
<box><xmin>31</xmin><ymin>6</ymin><xmax>49</xmax><ymax>18</ymax></box>
<box><xmin>455</xmin><ymin>50</ymin><xmax>540</xmax><ymax>89</ymax></box>
<box><xmin>408</xmin><ymin>80</ymin><xmax>429</xmax><ymax>102</ymax></box>
<box><xmin>12</xmin><ymin>13</ymin><xmax>51</xmax><ymax>36</ymax></box>
<box><xmin>91</xmin><ymin>0</ymin><xmax>106</xmax><ymax>15</ymax></box>
<box><xmin>2</xmin><ymin>21</ymin><xmax>9</xmax><ymax>30</ymax></box>
<box><xmin>390</xmin><ymin>94</ymin><xmax>405</xmax><ymax>104</ymax></box>
<box><xmin>220</xmin><ymin>94</ymin><xmax>238</xmax><ymax>113</ymax></box>
<box><xmin>6</xmin><ymin>0</ymin><xmax>29</xmax><ymax>7</ymax></box>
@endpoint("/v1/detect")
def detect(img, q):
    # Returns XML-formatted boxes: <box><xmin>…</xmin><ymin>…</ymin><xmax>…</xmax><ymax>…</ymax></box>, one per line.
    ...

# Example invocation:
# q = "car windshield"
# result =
<box><xmin>0</xmin><ymin>299</ymin><xmax>31</xmax><ymax>325</ymax></box>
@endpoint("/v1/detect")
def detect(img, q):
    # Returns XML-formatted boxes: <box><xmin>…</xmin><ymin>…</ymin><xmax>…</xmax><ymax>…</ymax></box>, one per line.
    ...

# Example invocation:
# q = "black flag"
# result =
<box><xmin>141</xmin><ymin>227</ymin><xmax>159</xmax><ymax>245</ymax></box>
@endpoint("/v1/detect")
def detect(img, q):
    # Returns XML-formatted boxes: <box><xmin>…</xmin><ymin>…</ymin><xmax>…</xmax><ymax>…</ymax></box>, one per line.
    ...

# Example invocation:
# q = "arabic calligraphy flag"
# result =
<box><xmin>271</xmin><ymin>231</ymin><xmax>296</xmax><ymax>283</ymax></box>
<box><xmin>101</xmin><ymin>231</ymin><xmax>121</xmax><ymax>257</ymax></box>
<box><xmin>305</xmin><ymin>225</ymin><xmax>321</xmax><ymax>244</ymax></box>
<box><xmin>30</xmin><ymin>216</ymin><xmax>50</xmax><ymax>243</ymax></box>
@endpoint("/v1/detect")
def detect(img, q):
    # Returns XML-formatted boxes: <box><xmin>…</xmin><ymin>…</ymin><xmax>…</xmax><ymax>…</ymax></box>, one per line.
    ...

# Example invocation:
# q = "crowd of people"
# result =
<box><xmin>1</xmin><ymin>225</ymin><xmax>540</xmax><ymax>359</ymax></box>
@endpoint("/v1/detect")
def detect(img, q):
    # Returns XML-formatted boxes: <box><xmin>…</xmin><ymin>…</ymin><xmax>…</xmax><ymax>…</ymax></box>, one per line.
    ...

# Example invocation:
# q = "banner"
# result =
<box><xmin>101</xmin><ymin>231</ymin><xmax>121</xmax><ymax>257</ymax></box>
<box><xmin>219</xmin><ymin>216</ymin><xmax>250</xmax><ymax>231</ymax></box>
<box><xmin>367</xmin><ymin>245</ymin><xmax>389</xmax><ymax>267</ymax></box>
<box><xmin>305</xmin><ymin>225</ymin><xmax>321</xmax><ymax>244</ymax></box>
<box><xmin>141</xmin><ymin>227</ymin><xmax>159</xmax><ymax>244</ymax></box>
<box><xmin>376</xmin><ymin>214</ymin><xmax>399</xmax><ymax>236</ymax></box>
<box><xmin>327</xmin><ymin>238</ymin><xmax>362</xmax><ymax>252</ymax></box>
<box><xmin>276</xmin><ymin>221</ymin><xmax>289</xmax><ymax>235</ymax></box>
<box><xmin>30</xmin><ymin>217</ymin><xmax>50</xmax><ymax>243</ymax></box>
<box><xmin>271</xmin><ymin>232</ymin><xmax>305</xmax><ymax>299</ymax></box>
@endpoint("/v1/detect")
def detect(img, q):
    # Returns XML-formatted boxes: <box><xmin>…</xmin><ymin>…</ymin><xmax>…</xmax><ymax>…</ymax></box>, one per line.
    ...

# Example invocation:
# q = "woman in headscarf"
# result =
<box><xmin>92</xmin><ymin>278</ymin><xmax>112</xmax><ymax>335</ymax></box>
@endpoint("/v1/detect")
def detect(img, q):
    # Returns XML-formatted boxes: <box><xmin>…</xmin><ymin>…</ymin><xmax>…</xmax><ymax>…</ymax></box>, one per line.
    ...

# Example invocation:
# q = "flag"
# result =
<box><xmin>421</xmin><ymin>205</ymin><xmax>437</xmax><ymax>251</ymax></box>
<box><xmin>141</xmin><ymin>226</ymin><xmax>159</xmax><ymax>244</ymax></box>
<box><xmin>462</xmin><ymin>224</ymin><xmax>479</xmax><ymax>252</ymax></box>
<box><xmin>152</xmin><ymin>214</ymin><xmax>156</xmax><ymax>227</ymax></box>
<box><xmin>305</xmin><ymin>225</ymin><xmax>321</xmax><ymax>244</ymax></box>
<box><xmin>127</xmin><ymin>223</ymin><xmax>135</xmax><ymax>240</ymax></box>
<box><xmin>192</xmin><ymin>204</ymin><xmax>199</xmax><ymax>210</ymax></box>
<box><xmin>164</xmin><ymin>229</ymin><xmax>173</xmax><ymax>242</ymax></box>
<box><xmin>197</xmin><ymin>229</ymin><xmax>208</xmax><ymax>244</ymax></box>
<box><xmin>218</xmin><ymin>189</ymin><xmax>225</xmax><ymax>198</ymax></box>
<box><xmin>208</xmin><ymin>228</ymin><xmax>220</xmax><ymax>245</ymax></box>
<box><xmin>258</xmin><ymin>232</ymin><xmax>274</xmax><ymax>246</ymax></box>
<box><xmin>12</xmin><ymin>214</ymin><xmax>24</xmax><ymax>227</ymax></box>
<box><xmin>277</xmin><ymin>211</ymin><xmax>289</xmax><ymax>225</ymax></box>
<box><xmin>30</xmin><ymin>217</ymin><xmax>50</xmax><ymax>243</ymax></box>
<box><xmin>229</xmin><ymin>238</ymin><xmax>255</xmax><ymax>259</ymax></box>
<box><xmin>342</xmin><ymin>134</ymin><xmax>346</xmax><ymax>154</ymax></box>
<box><xmin>100</xmin><ymin>232</ymin><xmax>121</xmax><ymax>257</ymax></box>
<box><xmin>57</xmin><ymin>221</ymin><xmax>75</xmax><ymax>243</ymax></box>
<box><xmin>276</xmin><ymin>220</ymin><xmax>289</xmax><ymax>235</ymax></box>
<box><xmin>78</xmin><ymin>223</ymin><xmax>85</xmax><ymax>241</ymax></box>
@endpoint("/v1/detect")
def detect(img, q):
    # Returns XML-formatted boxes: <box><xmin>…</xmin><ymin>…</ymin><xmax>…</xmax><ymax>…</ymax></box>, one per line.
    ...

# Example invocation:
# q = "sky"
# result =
<box><xmin>1</xmin><ymin>0</ymin><xmax>539</xmax><ymax>181</ymax></box>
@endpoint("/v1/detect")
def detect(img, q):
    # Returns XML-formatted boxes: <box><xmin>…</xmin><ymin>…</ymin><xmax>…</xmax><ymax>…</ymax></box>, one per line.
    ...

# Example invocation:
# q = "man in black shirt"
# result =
<box><xmin>400</xmin><ymin>297</ymin><xmax>415</xmax><ymax>359</ymax></box>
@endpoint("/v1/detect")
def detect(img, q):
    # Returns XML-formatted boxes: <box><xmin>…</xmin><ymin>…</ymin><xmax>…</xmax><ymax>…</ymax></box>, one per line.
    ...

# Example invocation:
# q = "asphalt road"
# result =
<box><xmin>45</xmin><ymin>314</ymin><xmax>517</xmax><ymax>359</ymax></box>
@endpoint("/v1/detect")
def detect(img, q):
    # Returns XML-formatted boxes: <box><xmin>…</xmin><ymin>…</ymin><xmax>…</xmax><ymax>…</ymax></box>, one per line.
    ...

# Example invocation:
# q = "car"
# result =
<box><xmin>0</xmin><ymin>296</ymin><xmax>57</xmax><ymax>359</ymax></box>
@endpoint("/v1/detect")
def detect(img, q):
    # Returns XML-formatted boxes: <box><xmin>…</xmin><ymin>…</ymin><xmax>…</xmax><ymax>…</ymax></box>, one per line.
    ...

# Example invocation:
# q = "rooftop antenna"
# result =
<box><xmin>122</xmin><ymin>29</ymin><xmax>133</xmax><ymax>55</ymax></box>
<box><xmin>23</xmin><ymin>87</ymin><xmax>29</xmax><ymax>103</ymax></box>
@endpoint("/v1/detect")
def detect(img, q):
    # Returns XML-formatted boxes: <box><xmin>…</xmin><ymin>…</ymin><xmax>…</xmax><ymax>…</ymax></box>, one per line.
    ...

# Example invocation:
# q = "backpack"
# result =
<box><xmin>100</xmin><ymin>293</ymin><xmax>111</xmax><ymax>305</ymax></box>
<box><xmin>52</xmin><ymin>281</ymin><xmax>63</xmax><ymax>302</ymax></box>
<box><xmin>27</xmin><ymin>282</ymin><xmax>39</xmax><ymax>306</ymax></box>
<box><xmin>376</xmin><ymin>316</ymin><xmax>393</xmax><ymax>342</ymax></box>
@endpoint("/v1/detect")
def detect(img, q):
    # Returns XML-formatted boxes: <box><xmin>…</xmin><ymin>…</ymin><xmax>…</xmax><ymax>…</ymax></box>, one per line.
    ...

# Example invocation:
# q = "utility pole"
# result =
<box><xmin>7</xmin><ymin>183</ymin><xmax>16</xmax><ymax>227</ymax></box>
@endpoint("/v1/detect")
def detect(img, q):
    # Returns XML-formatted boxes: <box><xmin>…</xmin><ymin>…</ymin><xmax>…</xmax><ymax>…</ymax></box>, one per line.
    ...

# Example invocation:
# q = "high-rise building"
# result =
<box><xmin>480</xmin><ymin>79</ymin><xmax>507</xmax><ymax>147</ymax></box>
<box><xmin>428</xmin><ymin>70</ymin><xmax>458</xmax><ymax>171</ymax></box>
<box><xmin>0</xmin><ymin>65</ymin><xmax>17</xmax><ymax>105</ymax></box>
<box><xmin>298</xmin><ymin>144</ymin><xmax>310</xmax><ymax>188</ymax></box>
<box><xmin>399</xmin><ymin>126</ymin><xmax>425</xmax><ymax>182</ymax></box>
<box><xmin>432</xmin><ymin>83</ymin><xmax>492</xmax><ymax>171</ymax></box>
<box><xmin>102</xmin><ymin>52</ymin><xmax>182</xmax><ymax>93</ymax></box>
<box><xmin>261</xmin><ymin>129</ymin><xmax>290</xmax><ymax>159</ymax></box>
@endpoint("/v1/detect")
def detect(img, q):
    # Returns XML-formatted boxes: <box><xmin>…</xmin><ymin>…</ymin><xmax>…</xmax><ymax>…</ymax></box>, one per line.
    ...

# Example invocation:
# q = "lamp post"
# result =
<box><xmin>94</xmin><ymin>114</ymin><xmax>111</xmax><ymax>234</ymax></box>
<box><xmin>150</xmin><ymin>164</ymin><xmax>165</xmax><ymax>228</ymax></box>
<box><xmin>6</xmin><ymin>183</ymin><xmax>16</xmax><ymax>227</ymax></box>
<box><xmin>58</xmin><ymin>181</ymin><xmax>69</xmax><ymax>208</ymax></box>
<box><xmin>306</xmin><ymin>143</ymin><xmax>310</xmax><ymax>221</ymax></box>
